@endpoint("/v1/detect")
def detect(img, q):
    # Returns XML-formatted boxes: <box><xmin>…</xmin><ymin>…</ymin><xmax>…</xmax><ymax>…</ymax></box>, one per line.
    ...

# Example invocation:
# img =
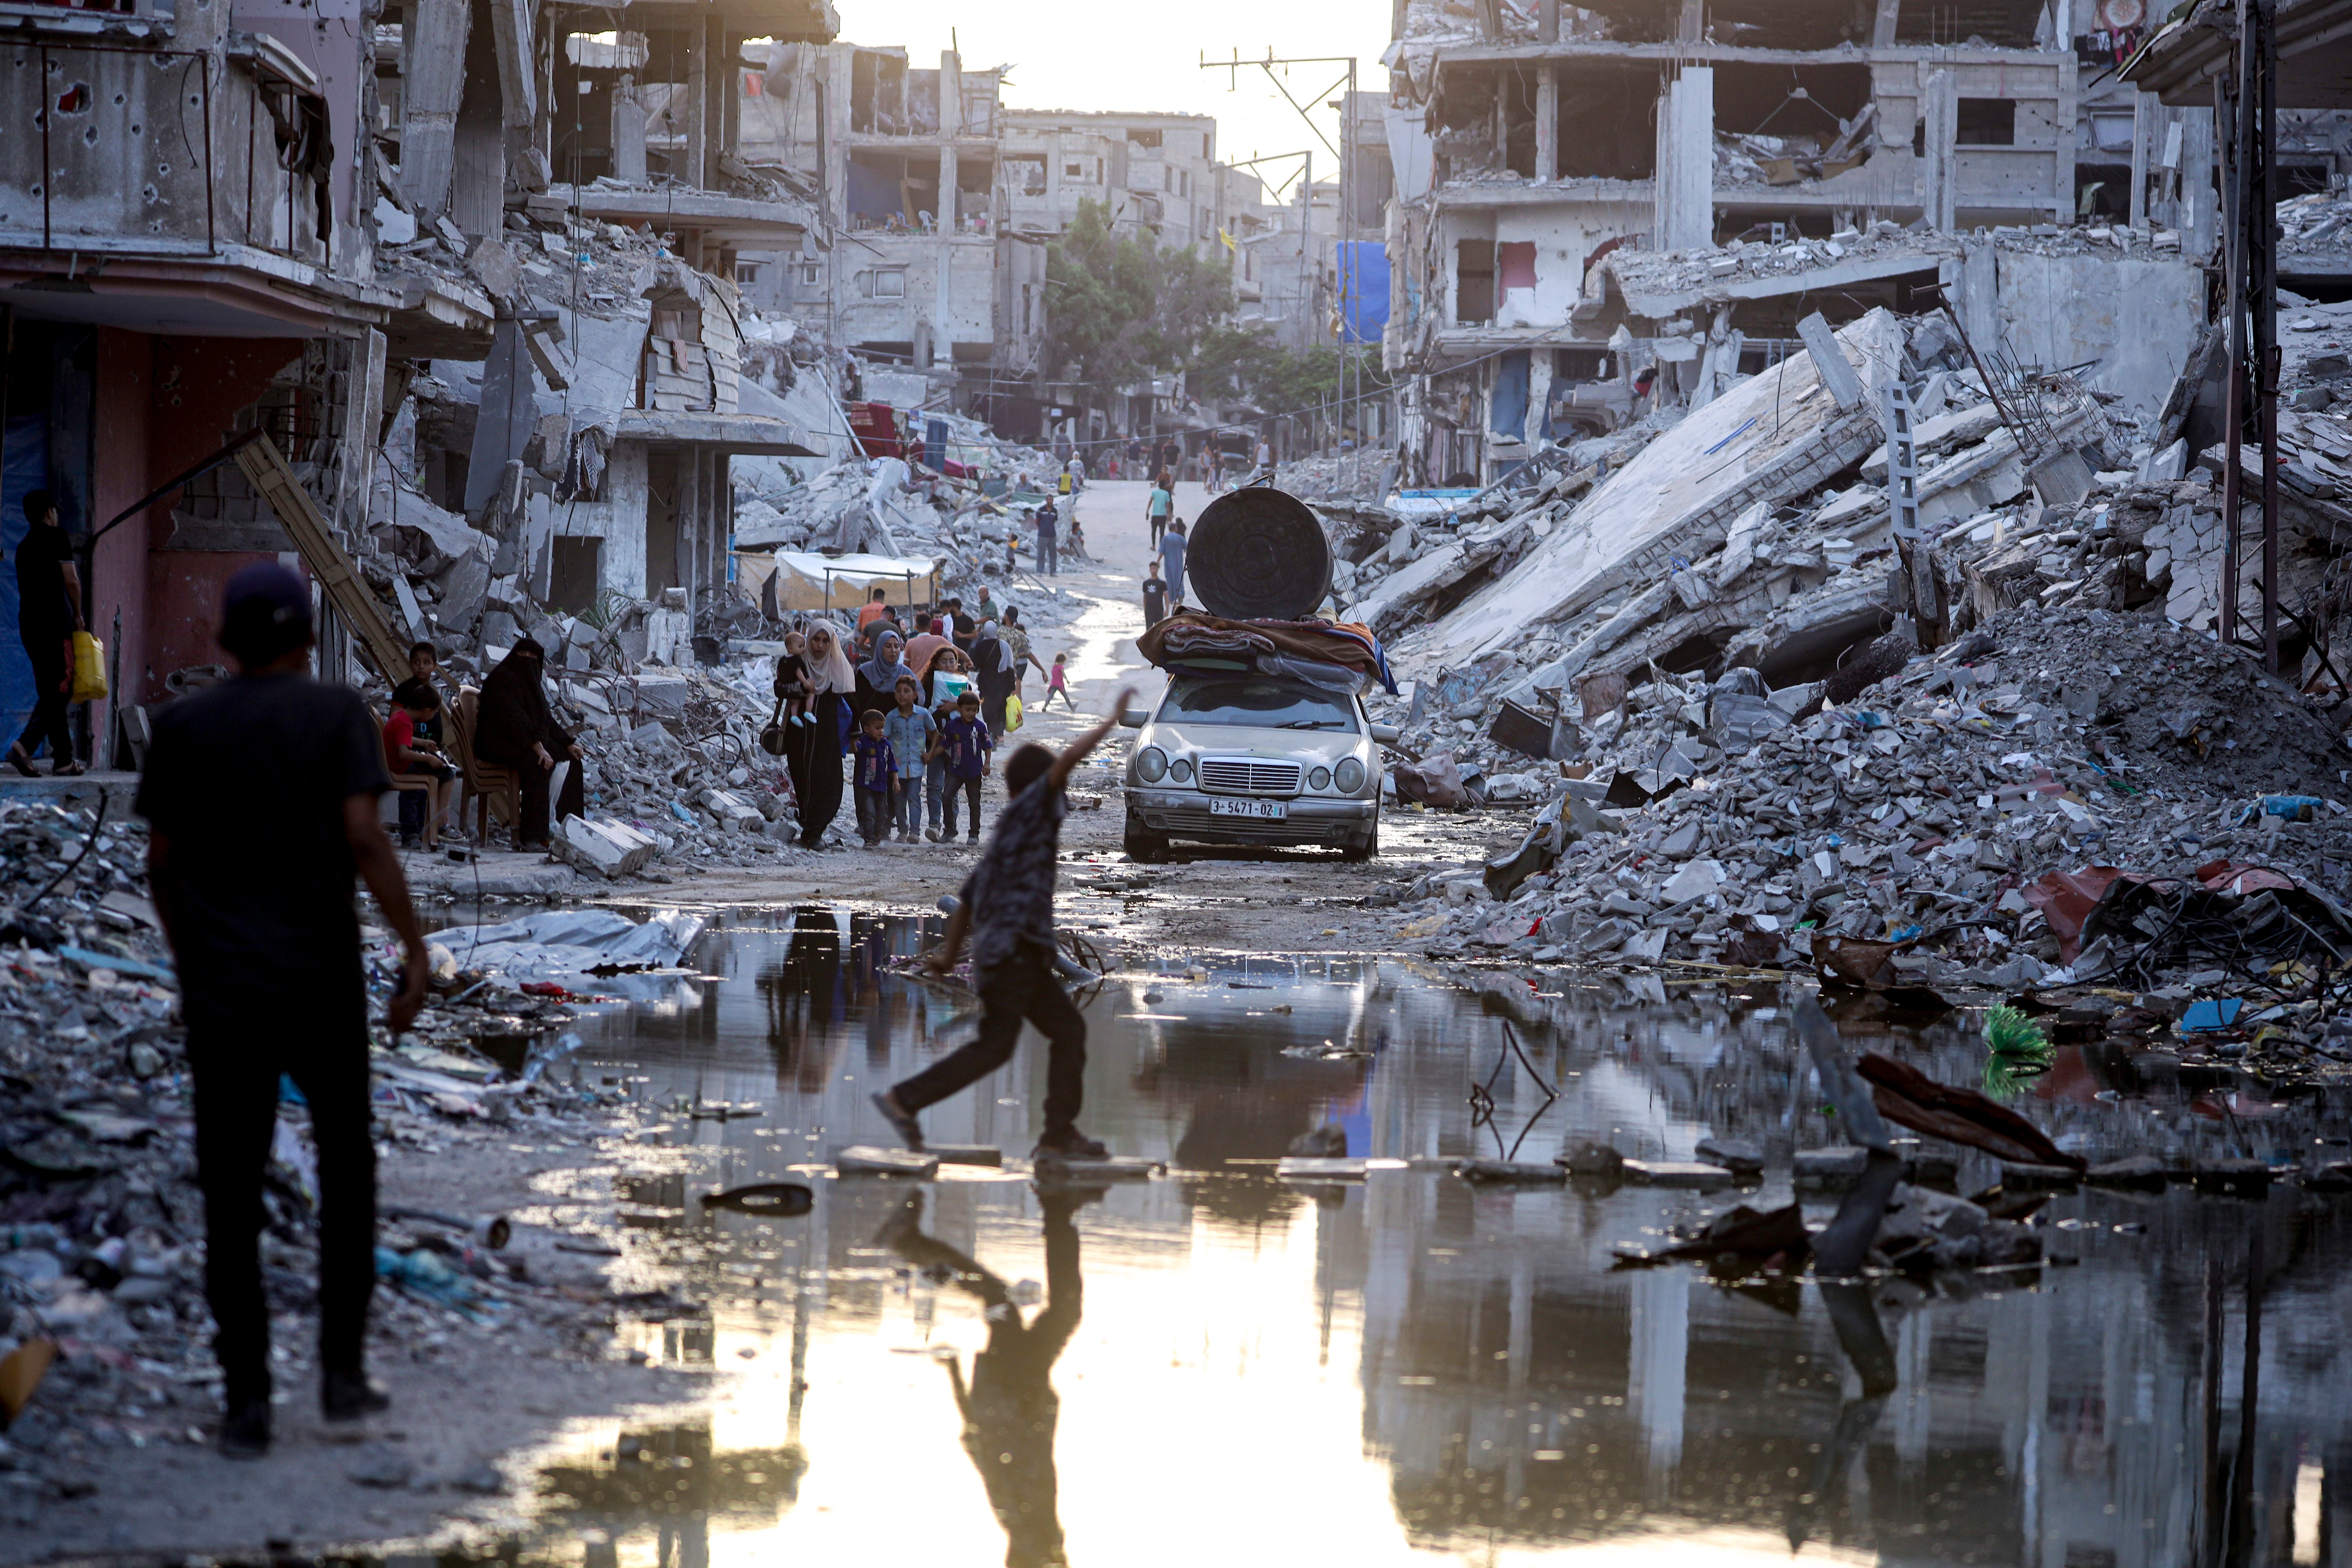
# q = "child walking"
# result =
<box><xmin>1038</xmin><ymin>652</ymin><xmax>1073</xmax><ymax>710</ymax></box>
<box><xmin>930</xmin><ymin>690</ymin><xmax>994</xmax><ymax>843</ymax></box>
<box><xmin>873</xmin><ymin>686</ymin><xmax>1140</xmax><ymax>1161</ymax></box>
<box><xmin>852</xmin><ymin>708</ymin><xmax>896</xmax><ymax>848</ymax></box>
<box><xmin>882</xmin><ymin>677</ymin><xmax>936</xmax><ymax>844</ymax></box>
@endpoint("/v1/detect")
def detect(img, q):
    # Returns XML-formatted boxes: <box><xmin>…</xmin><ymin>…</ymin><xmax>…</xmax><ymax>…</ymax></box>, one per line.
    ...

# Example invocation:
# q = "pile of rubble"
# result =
<box><xmin>0</xmin><ymin>800</ymin><xmax>669</xmax><ymax>1495</ymax></box>
<box><xmin>1381</xmin><ymin>602</ymin><xmax>2352</xmax><ymax>993</ymax></box>
<box><xmin>1273</xmin><ymin>449</ymin><xmax>1399</xmax><ymax>504</ymax></box>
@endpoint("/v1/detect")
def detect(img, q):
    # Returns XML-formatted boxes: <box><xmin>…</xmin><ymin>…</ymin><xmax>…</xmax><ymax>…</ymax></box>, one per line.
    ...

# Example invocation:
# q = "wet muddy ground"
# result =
<box><xmin>307</xmin><ymin>909</ymin><xmax>2352</xmax><ymax>1568</ymax></box>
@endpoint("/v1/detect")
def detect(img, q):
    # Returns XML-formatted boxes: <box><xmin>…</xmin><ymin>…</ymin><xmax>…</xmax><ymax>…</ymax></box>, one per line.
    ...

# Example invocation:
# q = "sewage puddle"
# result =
<box><xmin>370</xmin><ymin>907</ymin><xmax>2352</xmax><ymax>1566</ymax></box>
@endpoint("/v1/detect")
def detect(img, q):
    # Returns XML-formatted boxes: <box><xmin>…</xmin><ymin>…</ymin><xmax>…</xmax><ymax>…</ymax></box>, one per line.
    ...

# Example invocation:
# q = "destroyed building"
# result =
<box><xmin>730</xmin><ymin>42</ymin><xmax>1051</xmax><ymax>406</ymax></box>
<box><xmin>1379</xmin><ymin>0</ymin><xmax>2217</xmax><ymax>484</ymax></box>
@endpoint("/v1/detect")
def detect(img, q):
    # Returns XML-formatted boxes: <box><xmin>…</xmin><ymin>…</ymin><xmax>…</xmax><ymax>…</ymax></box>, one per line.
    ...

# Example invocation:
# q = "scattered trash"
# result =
<box><xmin>699</xmin><ymin>1184</ymin><xmax>815</xmax><ymax>1217</ymax></box>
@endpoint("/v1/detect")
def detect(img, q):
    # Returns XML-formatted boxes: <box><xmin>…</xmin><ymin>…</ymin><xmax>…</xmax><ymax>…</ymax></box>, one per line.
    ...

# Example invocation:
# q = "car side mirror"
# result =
<box><xmin>1120</xmin><ymin>708</ymin><xmax>1151</xmax><ymax>728</ymax></box>
<box><xmin>1369</xmin><ymin>723</ymin><xmax>1402</xmax><ymax>744</ymax></box>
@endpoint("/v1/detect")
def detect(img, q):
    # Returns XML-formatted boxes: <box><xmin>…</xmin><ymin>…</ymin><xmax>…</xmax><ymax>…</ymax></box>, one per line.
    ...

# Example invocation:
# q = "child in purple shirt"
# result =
<box><xmin>930</xmin><ymin>691</ymin><xmax>994</xmax><ymax>843</ymax></box>
<box><xmin>852</xmin><ymin>708</ymin><xmax>897</xmax><ymax>847</ymax></box>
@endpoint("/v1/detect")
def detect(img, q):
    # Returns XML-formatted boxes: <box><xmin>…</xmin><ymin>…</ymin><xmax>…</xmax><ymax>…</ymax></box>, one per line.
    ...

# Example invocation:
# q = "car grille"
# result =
<box><xmin>1197</xmin><ymin>757</ymin><xmax>1302</xmax><ymax>796</ymax></box>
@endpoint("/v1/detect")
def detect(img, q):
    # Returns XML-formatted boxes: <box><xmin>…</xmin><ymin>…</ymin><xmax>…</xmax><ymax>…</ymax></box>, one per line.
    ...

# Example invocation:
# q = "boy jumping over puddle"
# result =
<box><xmin>874</xmin><ymin>685</ymin><xmax>1138</xmax><ymax>1162</ymax></box>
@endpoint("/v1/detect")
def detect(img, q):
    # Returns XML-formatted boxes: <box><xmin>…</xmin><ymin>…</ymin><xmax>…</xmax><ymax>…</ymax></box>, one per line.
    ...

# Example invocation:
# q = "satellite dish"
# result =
<box><xmin>2099</xmin><ymin>0</ymin><xmax>2147</xmax><ymax>29</ymax></box>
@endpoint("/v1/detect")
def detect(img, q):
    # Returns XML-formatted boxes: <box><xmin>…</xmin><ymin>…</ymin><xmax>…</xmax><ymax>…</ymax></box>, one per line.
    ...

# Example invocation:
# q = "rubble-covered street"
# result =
<box><xmin>19</xmin><ymin>0</ymin><xmax>2352</xmax><ymax>1560</ymax></box>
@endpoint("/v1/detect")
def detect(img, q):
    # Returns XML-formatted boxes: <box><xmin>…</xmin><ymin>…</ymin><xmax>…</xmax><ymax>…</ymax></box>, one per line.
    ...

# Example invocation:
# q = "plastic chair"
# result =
<box><xmin>450</xmin><ymin>686</ymin><xmax>522</xmax><ymax>846</ymax></box>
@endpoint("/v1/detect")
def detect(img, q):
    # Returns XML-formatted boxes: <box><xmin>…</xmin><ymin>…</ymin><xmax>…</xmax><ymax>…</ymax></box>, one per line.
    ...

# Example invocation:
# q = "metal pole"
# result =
<box><xmin>2220</xmin><ymin>55</ymin><xmax>2246</xmax><ymax>652</ymax></box>
<box><xmin>40</xmin><ymin>47</ymin><xmax>51</xmax><ymax>250</ymax></box>
<box><xmin>2253</xmin><ymin>0</ymin><xmax>2281</xmax><ymax>673</ymax></box>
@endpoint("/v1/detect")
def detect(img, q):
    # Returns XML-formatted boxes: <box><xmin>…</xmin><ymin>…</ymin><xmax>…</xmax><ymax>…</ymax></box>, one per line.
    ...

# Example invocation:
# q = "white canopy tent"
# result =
<box><xmin>733</xmin><ymin>550</ymin><xmax>944</xmax><ymax>615</ymax></box>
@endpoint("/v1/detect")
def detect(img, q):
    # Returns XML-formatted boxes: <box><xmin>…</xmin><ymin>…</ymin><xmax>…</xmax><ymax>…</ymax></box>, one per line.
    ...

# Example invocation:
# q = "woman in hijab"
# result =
<box><xmin>785</xmin><ymin>623</ymin><xmax>856</xmax><ymax>848</ymax></box>
<box><xmin>971</xmin><ymin>619</ymin><xmax>1017</xmax><ymax>738</ymax></box>
<box><xmin>854</xmin><ymin>629</ymin><xmax>917</xmax><ymax>720</ymax></box>
<box><xmin>474</xmin><ymin>638</ymin><xmax>587</xmax><ymax>850</ymax></box>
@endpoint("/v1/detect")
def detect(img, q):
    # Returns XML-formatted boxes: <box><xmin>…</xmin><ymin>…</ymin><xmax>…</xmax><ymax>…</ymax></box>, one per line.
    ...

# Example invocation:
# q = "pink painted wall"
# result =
<box><xmin>140</xmin><ymin>338</ymin><xmax>304</xmax><ymax>690</ymax></box>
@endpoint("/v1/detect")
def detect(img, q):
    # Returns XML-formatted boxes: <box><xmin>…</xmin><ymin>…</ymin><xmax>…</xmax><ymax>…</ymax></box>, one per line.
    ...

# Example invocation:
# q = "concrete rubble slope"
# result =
<box><xmin>1398</xmin><ymin>308</ymin><xmax>1905</xmax><ymax>672</ymax></box>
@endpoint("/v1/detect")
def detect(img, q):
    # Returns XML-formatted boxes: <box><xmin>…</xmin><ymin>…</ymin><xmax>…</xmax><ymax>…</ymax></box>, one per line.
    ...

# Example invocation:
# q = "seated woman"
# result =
<box><xmin>473</xmin><ymin>638</ymin><xmax>586</xmax><ymax>850</ymax></box>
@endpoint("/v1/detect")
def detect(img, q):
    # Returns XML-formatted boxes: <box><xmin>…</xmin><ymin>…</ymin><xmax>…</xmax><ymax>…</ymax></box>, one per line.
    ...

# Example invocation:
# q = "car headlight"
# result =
<box><xmin>1169</xmin><ymin>757</ymin><xmax>1194</xmax><ymax>784</ymax></box>
<box><xmin>1136</xmin><ymin>746</ymin><xmax>1168</xmax><ymax>783</ymax></box>
<box><xmin>1309</xmin><ymin>765</ymin><xmax>1332</xmax><ymax>790</ymax></box>
<box><xmin>1335</xmin><ymin>757</ymin><xmax>1367</xmax><ymax>793</ymax></box>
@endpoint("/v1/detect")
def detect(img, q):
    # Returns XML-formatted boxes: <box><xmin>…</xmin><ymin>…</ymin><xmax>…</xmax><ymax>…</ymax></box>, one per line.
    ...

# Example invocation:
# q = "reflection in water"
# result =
<box><xmin>878</xmin><ymin>1189</ymin><xmax>1089</xmax><ymax>1568</ymax></box>
<box><xmin>416</xmin><ymin>907</ymin><xmax>2352</xmax><ymax>1567</ymax></box>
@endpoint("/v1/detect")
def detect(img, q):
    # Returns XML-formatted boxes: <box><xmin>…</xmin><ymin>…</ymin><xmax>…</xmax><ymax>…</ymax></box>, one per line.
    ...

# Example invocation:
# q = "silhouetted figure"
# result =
<box><xmin>879</xmin><ymin>1189</ymin><xmax>1094</xmax><ymax>1567</ymax></box>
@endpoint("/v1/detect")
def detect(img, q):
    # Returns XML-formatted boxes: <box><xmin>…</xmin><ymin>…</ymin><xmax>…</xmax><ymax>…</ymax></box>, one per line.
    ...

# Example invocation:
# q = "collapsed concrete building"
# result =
<box><xmin>729</xmin><ymin>41</ymin><xmax>1052</xmax><ymax>421</ymax></box>
<box><xmin>1379</xmin><ymin>0</ymin><xmax>2217</xmax><ymax>485</ymax></box>
<box><xmin>0</xmin><ymin>0</ymin><xmax>844</xmax><ymax>766</ymax></box>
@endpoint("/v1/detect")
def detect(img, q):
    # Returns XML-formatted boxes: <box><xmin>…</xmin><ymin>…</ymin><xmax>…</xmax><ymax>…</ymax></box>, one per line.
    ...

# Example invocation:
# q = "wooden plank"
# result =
<box><xmin>234</xmin><ymin>434</ymin><xmax>411</xmax><ymax>683</ymax></box>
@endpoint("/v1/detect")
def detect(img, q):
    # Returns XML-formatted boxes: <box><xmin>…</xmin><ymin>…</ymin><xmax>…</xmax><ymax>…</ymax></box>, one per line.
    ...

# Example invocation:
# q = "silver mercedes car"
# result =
<box><xmin>1120</xmin><ymin>675</ymin><xmax>1396</xmax><ymax>862</ymax></box>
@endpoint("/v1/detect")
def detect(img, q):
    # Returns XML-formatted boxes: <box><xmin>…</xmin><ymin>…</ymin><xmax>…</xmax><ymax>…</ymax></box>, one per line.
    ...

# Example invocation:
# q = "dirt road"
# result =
<box><xmin>652</xmin><ymin>475</ymin><xmax>1494</xmax><ymax>952</ymax></box>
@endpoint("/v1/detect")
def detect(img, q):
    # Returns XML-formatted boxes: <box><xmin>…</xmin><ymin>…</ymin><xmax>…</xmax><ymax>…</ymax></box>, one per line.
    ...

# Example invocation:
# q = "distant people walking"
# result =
<box><xmin>872</xmin><ymin>686</ymin><xmax>1139</xmax><ymax>1158</ymax></box>
<box><xmin>784</xmin><ymin>623</ymin><xmax>856</xmax><ymax>848</ymax></box>
<box><xmin>852</xmin><ymin>707</ymin><xmax>896</xmax><ymax>848</ymax></box>
<box><xmin>1035</xmin><ymin>499</ymin><xmax>1060</xmax><ymax>576</ymax></box>
<box><xmin>930</xmin><ymin>690</ymin><xmax>994</xmax><ymax>841</ymax></box>
<box><xmin>1142</xmin><ymin>562</ymin><xmax>1169</xmax><ymax>629</ymax></box>
<box><xmin>1040</xmin><ymin>652</ymin><xmax>1073</xmax><ymax>710</ymax></box>
<box><xmin>1156</xmin><ymin>519</ymin><xmax>1188</xmax><ymax>606</ymax></box>
<box><xmin>972</xmin><ymin>620</ymin><xmax>1017</xmax><ymax>738</ymax></box>
<box><xmin>140</xmin><ymin>562</ymin><xmax>424</xmax><ymax>1457</ymax></box>
<box><xmin>8</xmin><ymin>489</ymin><xmax>84</xmax><ymax>778</ymax></box>
<box><xmin>883</xmin><ymin>677</ymin><xmax>937</xmax><ymax>844</ymax></box>
<box><xmin>1146</xmin><ymin>475</ymin><xmax>1173</xmax><ymax>548</ymax></box>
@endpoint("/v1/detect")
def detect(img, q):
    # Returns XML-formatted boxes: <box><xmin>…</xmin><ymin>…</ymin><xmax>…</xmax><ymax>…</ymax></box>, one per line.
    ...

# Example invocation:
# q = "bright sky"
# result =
<box><xmin>832</xmin><ymin>0</ymin><xmax>1394</xmax><ymax>199</ymax></box>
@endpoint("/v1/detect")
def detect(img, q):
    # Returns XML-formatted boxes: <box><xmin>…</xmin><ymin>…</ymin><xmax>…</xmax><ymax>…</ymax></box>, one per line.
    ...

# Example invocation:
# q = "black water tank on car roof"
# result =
<box><xmin>1185</xmin><ymin>485</ymin><xmax>1333</xmax><ymax>622</ymax></box>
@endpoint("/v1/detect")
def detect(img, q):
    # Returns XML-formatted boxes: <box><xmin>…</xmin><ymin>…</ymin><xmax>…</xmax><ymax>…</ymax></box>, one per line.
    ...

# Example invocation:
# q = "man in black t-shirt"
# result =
<box><xmin>7</xmin><ymin>489</ymin><xmax>85</xmax><ymax>777</ymax></box>
<box><xmin>944</xmin><ymin>595</ymin><xmax>978</xmax><ymax>656</ymax></box>
<box><xmin>138</xmin><ymin>563</ymin><xmax>430</xmax><ymax>1458</ymax></box>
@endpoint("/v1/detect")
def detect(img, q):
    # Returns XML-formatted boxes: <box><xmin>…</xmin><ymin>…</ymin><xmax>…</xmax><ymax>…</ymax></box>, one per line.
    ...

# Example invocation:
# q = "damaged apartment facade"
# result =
<box><xmin>0</xmin><ymin>0</ymin><xmax>840</xmax><ymax>762</ymax></box>
<box><xmin>0</xmin><ymin>0</ymin><xmax>407</xmax><ymax>763</ymax></box>
<box><xmin>731</xmin><ymin>40</ymin><xmax>1052</xmax><ymax>419</ymax></box>
<box><xmin>1383</xmin><ymin>0</ymin><xmax>2221</xmax><ymax>485</ymax></box>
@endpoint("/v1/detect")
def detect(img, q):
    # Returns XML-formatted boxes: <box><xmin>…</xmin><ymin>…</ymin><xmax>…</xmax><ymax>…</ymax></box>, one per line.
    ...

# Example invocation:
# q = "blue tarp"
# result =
<box><xmin>1490</xmin><ymin>351</ymin><xmax>1530</xmax><ymax>438</ymax></box>
<box><xmin>0</xmin><ymin>414</ymin><xmax>49</xmax><ymax>749</ymax></box>
<box><xmin>1336</xmin><ymin>241</ymin><xmax>1390</xmax><ymax>346</ymax></box>
<box><xmin>925</xmin><ymin>417</ymin><xmax>947</xmax><ymax>472</ymax></box>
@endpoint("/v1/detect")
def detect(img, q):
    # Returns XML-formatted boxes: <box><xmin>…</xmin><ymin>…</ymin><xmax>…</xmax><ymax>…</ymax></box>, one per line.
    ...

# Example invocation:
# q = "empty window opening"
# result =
<box><xmin>1894</xmin><ymin>0</ymin><xmax>2044</xmax><ymax>47</ymax></box>
<box><xmin>1956</xmin><ymin>98</ymin><xmax>2015</xmax><ymax>147</ymax></box>
<box><xmin>1704</xmin><ymin>0</ymin><xmax>1876</xmax><ymax>50</ymax></box>
<box><xmin>1456</xmin><ymin>239</ymin><xmax>1495</xmax><ymax>326</ymax></box>
<box><xmin>869</xmin><ymin>269</ymin><xmax>906</xmax><ymax>299</ymax></box>
<box><xmin>548</xmin><ymin>537</ymin><xmax>602</xmax><ymax>615</ymax></box>
<box><xmin>1551</xmin><ymin>64</ymin><xmax>1661</xmax><ymax>180</ymax></box>
<box><xmin>1712</xmin><ymin>63</ymin><xmax>1872</xmax><ymax>138</ymax></box>
<box><xmin>1008</xmin><ymin>155</ymin><xmax>1047</xmax><ymax>195</ymax></box>
<box><xmin>1553</xmin><ymin>347</ymin><xmax>1612</xmax><ymax>381</ymax></box>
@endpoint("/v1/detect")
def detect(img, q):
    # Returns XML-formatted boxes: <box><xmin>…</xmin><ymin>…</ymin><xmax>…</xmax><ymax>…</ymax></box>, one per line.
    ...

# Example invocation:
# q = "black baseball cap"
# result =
<box><xmin>219</xmin><ymin>562</ymin><xmax>312</xmax><ymax>665</ymax></box>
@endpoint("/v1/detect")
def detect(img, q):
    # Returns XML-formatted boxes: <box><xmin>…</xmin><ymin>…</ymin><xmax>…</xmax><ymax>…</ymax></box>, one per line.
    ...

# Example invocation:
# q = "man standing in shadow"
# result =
<box><xmin>878</xmin><ymin>1186</ymin><xmax>1098</xmax><ymax>1567</ymax></box>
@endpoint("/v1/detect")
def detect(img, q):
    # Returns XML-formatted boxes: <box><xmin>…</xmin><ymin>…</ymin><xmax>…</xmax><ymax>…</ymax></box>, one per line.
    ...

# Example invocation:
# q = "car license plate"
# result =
<box><xmin>1209</xmin><ymin>797</ymin><xmax>1287</xmax><ymax>820</ymax></box>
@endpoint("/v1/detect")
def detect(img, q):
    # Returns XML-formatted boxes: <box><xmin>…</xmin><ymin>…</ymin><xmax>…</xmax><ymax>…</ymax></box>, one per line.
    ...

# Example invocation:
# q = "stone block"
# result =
<box><xmin>551</xmin><ymin>815</ymin><xmax>654</xmax><ymax>879</ymax></box>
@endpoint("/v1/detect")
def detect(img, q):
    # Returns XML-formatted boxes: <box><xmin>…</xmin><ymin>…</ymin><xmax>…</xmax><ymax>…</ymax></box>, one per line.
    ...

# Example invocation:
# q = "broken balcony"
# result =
<box><xmin>0</xmin><ymin>15</ymin><xmax>397</xmax><ymax>335</ymax></box>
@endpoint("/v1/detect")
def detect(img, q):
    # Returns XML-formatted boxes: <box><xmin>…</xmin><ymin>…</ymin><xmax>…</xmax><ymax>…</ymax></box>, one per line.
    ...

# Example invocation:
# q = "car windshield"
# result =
<box><xmin>1158</xmin><ymin>679</ymin><xmax>1359</xmax><ymax>732</ymax></box>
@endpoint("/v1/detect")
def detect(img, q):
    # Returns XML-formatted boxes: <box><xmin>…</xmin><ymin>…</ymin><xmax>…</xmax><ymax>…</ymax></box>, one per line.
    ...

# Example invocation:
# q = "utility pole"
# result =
<box><xmin>1203</xmin><ymin>48</ymin><xmax>1362</xmax><ymax>463</ymax></box>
